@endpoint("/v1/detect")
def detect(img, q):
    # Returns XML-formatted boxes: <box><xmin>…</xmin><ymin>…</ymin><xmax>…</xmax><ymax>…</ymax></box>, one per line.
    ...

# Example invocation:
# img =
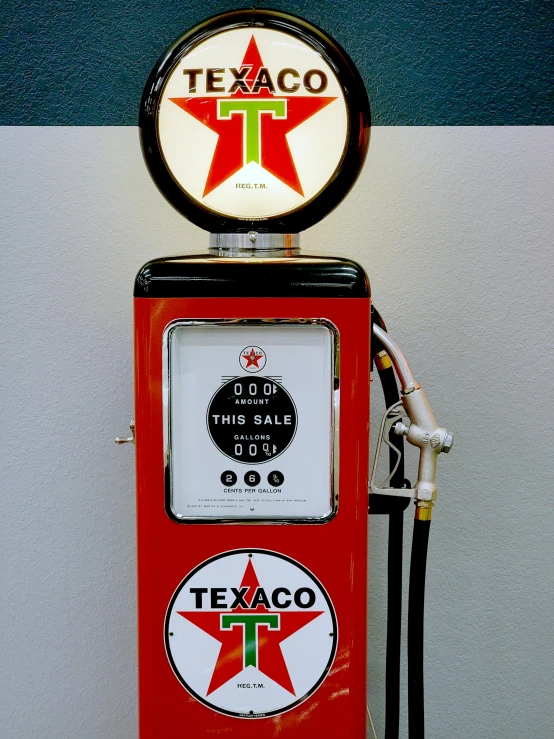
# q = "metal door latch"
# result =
<box><xmin>115</xmin><ymin>422</ymin><xmax>135</xmax><ymax>445</ymax></box>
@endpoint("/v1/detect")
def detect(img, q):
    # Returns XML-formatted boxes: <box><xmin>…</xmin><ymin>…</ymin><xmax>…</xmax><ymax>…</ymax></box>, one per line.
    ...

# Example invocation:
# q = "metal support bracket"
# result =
<box><xmin>370</xmin><ymin>400</ymin><xmax>416</xmax><ymax>499</ymax></box>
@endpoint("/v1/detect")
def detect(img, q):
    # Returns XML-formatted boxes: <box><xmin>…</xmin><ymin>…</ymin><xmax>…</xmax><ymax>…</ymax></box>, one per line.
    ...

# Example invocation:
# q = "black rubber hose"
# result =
<box><xmin>375</xmin><ymin>361</ymin><xmax>405</xmax><ymax>489</ymax></box>
<box><xmin>375</xmin><ymin>361</ymin><xmax>404</xmax><ymax>739</ymax></box>
<box><xmin>372</xmin><ymin>306</ymin><xmax>405</xmax><ymax>739</ymax></box>
<box><xmin>408</xmin><ymin>519</ymin><xmax>431</xmax><ymax>739</ymax></box>
<box><xmin>373</xmin><ymin>307</ymin><xmax>431</xmax><ymax>739</ymax></box>
<box><xmin>370</xmin><ymin>307</ymin><xmax>409</xmax><ymax>515</ymax></box>
<box><xmin>384</xmin><ymin>511</ymin><xmax>403</xmax><ymax>739</ymax></box>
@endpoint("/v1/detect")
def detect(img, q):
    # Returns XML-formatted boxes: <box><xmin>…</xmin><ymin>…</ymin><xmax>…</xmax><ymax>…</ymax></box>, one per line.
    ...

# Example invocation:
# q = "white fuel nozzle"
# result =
<box><xmin>373</xmin><ymin>325</ymin><xmax>453</xmax><ymax>515</ymax></box>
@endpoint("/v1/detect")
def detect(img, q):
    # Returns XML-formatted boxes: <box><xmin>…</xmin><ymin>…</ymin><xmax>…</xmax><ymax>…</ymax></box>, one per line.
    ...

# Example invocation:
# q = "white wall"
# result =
<box><xmin>1</xmin><ymin>126</ymin><xmax>552</xmax><ymax>738</ymax></box>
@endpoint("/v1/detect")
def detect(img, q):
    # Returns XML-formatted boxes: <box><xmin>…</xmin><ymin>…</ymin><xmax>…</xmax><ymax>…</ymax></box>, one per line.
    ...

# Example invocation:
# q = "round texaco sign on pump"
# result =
<box><xmin>140</xmin><ymin>10</ymin><xmax>370</xmax><ymax>232</ymax></box>
<box><xmin>239</xmin><ymin>345</ymin><xmax>266</xmax><ymax>373</ymax></box>
<box><xmin>165</xmin><ymin>549</ymin><xmax>338</xmax><ymax>718</ymax></box>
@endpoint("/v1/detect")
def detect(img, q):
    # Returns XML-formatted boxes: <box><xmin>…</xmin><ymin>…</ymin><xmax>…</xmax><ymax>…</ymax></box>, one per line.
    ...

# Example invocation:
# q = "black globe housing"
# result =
<box><xmin>139</xmin><ymin>9</ymin><xmax>371</xmax><ymax>234</ymax></box>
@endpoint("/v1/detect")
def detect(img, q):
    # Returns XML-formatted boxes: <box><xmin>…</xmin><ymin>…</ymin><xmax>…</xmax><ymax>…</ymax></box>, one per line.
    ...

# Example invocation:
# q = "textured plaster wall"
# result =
<box><xmin>1</xmin><ymin>0</ymin><xmax>552</xmax><ymax>125</ymax></box>
<box><xmin>1</xmin><ymin>125</ymin><xmax>553</xmax><ymax>738</ymax></box>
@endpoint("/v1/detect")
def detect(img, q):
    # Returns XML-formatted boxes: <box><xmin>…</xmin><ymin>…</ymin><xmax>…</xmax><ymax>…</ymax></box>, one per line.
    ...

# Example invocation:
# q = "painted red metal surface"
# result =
<box><xmin>135</xmin><ymin>296</ymin><xmax>370</xmax><ymax>737</ymax></box>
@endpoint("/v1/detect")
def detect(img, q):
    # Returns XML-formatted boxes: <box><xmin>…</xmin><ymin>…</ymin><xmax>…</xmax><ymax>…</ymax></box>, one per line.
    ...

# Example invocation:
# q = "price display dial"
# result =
<box><xmin>165</xmin><ymin>321</ymin><xmax>337</xmax><ymax>522</ymax></box>
<box><xmin>207</xmin><ymin>377</ymin><xmax>297</xmax><ymax>464</ymax></box>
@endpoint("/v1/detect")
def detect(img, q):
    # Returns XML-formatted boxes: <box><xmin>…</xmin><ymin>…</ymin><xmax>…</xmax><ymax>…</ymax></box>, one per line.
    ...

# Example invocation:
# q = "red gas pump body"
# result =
<box><xmin>134</xmin><ymin>5</ymin><xmax>373</xmax><ymax>733</ymax></box>
<box><xmin>134</xmin><ymin>255</ymin><xmax>370</xmax><ymax>737</ymax></box>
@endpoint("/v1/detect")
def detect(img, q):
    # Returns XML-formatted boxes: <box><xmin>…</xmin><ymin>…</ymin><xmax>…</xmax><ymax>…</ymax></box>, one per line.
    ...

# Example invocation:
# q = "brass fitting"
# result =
<box><xmin>374</xmin><ymin>350</ymin><xmax>392</xmax><ymax>371</ymax></box>
<box><xmin>415</xmin><ymin>501</ymin><xmax>434</xmax><ymax>521</ymax></box>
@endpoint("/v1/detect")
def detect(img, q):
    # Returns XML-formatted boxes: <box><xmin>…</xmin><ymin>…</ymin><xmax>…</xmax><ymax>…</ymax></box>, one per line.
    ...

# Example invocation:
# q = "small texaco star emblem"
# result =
<box><xmin>240</xmin><ymin>346</ymin><xmax>266</xmax><ymax>373</ymax></box>
<box><xmin>243</xmin><ymin>348</ymin><xmax>263</xmax><ymax>367</ymax></box>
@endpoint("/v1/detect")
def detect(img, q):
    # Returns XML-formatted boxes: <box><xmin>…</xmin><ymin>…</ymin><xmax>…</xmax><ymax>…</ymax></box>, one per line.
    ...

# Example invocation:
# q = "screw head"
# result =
<box><xmin>442</xmin><ymin>432</ymin><xmax>454</xmax><ymax>453</ymax></box>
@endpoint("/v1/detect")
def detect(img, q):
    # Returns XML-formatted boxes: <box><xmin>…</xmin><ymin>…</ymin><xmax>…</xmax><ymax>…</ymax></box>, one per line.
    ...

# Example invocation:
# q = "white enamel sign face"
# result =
<box><xmin>157</xmin><ymin>28</ymin><xmax>348</xmax><ymax>219</ymax></box>
<box><xmin>165</xmin><ymin>549</ymin><xmax>338</xmax><ymax>717</ymax></box>
<box><xmin>166</xmin><ymin>322</ymin><xmax>335</xmax><ymax>520</ymax></box>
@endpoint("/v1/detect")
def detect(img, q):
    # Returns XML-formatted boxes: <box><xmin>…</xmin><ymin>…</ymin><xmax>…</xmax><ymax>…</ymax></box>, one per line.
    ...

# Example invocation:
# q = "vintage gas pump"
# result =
<box><xmin>118</xmin><ymin>9</ymin><xmax>453</xmax><ymax>738</ymax></box>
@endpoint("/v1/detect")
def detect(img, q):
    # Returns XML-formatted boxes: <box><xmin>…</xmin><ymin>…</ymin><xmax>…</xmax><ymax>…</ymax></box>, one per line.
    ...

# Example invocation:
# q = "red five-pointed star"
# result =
<box><xmin>178</xmin><ymin>559</ymin><xmax>323</xmax><ymax>695</ymax></box>
<box><xmin>170</xmin><ymin>36</ymin><xmax>337</xmax><ymax>196</ymax></box>
<box><xmin>242</xmin><ymin>348</ymin><xmax>264</xmax><ymax>367</ymax></box>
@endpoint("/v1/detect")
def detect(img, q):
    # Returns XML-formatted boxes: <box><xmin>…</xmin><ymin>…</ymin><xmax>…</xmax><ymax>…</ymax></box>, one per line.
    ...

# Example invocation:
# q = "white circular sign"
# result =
<box><xmin>157</xmin><ymin>27</ymin><xmax>348</xmax><ymax>220</ymax></box>
<box><xmin>165</xmin><ymin>549</ymin><xmax>338</xmax><ymax>718</ymax></box>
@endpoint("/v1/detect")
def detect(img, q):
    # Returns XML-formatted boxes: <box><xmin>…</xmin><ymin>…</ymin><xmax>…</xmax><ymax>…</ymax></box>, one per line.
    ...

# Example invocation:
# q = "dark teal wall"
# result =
<box><xmin>1</xmin><ymin>0</ymin><xmax>552</xmax><ymax>125</ymax></box>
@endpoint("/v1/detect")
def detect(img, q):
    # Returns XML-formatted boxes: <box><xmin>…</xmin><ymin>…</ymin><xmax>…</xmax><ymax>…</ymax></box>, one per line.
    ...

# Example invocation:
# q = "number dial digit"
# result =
<box><xmin>244</xmin><ymin>471</ymin><xmax>261</xmax><ymax>487</ymax></box>
<box><xmin>220</xmin><ymin>470</ymin><xmax>237</xmax><ymax>486</ymax></box>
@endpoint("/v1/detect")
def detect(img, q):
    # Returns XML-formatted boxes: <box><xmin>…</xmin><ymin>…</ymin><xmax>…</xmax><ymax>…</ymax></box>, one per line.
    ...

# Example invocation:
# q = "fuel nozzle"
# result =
<box><xmin>372</xmin><ymin>325</ymin><xmax>454</xmax><ymax>519</ymax></box>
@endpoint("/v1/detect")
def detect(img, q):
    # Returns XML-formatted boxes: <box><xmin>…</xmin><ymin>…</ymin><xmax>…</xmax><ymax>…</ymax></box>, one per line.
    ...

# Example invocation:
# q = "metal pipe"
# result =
<box><xmin>373</xmin><ymin>324</ymin><xmax>419</xmax><ymax>394</ymax></box>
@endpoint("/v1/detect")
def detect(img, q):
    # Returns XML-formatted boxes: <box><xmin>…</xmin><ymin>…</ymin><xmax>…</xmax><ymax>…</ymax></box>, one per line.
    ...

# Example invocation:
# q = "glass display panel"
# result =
<box><xmin>166</xmin><ymin>322</ymin><xmax>336</xmax><ymax>521</ymax></box>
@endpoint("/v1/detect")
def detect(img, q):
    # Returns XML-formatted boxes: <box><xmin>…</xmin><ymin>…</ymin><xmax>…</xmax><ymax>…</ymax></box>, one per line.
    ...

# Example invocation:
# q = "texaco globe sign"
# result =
<box><xmin>165</xmin><ymin>550</ymin><xmax>337</xmax><ymax>718</ymax></box>
<box><xmin>140</xmin><ymin>9</ymin><xmax>370</xmax><ymax>232</ymax></box>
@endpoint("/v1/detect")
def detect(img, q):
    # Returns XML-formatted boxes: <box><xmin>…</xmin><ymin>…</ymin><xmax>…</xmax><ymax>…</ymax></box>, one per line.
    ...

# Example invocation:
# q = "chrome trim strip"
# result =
<box><xmin>162</xmin><ymin>318</ymin><xmax>339</xmax><ymax>525</ymax></box>
<box><xmin>208</xmin><ymin>232</ymin><xmax>300</xmax><ymax>257</ymax></box>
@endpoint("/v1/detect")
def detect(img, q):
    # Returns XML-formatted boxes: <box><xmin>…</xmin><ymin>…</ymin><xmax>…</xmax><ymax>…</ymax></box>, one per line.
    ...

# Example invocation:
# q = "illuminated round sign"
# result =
<box><xmin>165</xmin><ymin>549</ymin><xmax>337</xmax><ymax>718</ymax></box>
<box><xmin>140</xmin><ymin>10</ymin><xmax>370</xmax><ymax>232</ymax></box>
